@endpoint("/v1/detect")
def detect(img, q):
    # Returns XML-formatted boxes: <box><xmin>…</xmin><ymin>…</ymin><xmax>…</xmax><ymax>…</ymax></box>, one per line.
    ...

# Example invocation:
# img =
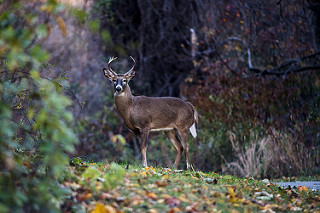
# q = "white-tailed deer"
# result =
<box><xmin>103</xmin><ymin>56</ymin><xmax>198</xmax><ymax>170</ymax></box>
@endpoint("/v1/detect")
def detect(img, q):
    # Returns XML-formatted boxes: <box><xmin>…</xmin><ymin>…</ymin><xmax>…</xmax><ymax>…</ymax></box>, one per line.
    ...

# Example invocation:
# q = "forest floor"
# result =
<box><xmin>61</xmin><ymin>159</ymin><xmax>320</xmax><ymax>213</ymax></box>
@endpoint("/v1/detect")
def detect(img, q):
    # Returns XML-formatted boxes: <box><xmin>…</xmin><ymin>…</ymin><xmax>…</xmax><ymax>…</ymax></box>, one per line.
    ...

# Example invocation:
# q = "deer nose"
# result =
<box><xmin>115</xmin><ymin>85</ymin><xmax>122</xmax><ymax>91</ymax></box>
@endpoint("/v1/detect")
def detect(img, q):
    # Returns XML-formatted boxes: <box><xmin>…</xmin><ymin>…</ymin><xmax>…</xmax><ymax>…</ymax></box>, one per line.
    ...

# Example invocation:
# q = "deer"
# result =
<box><xmin>103</xmin><ymin>56</ymin><xmax>198</xmax><ymax>170</ymax></box>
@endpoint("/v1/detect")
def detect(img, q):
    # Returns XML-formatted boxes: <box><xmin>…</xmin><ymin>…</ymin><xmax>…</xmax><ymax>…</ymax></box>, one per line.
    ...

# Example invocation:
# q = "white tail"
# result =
<box><xmin>189</xmin><ymin>112</ymin><xmax>198</xmax><ymax>138</ymax></box>
<box><xmin>103</xmin><ymin>56</ymin><xmax>198</xmax><ymax>170</ymax></box>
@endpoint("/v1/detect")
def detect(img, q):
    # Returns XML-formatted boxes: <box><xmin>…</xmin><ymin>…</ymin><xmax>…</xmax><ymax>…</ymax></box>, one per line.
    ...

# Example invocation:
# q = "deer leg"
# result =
<box><xmin>138</xmin><ymin>128</ymin><xmax>149</xmax><ymax>168</ymax></box>
<box><xmin>177</xmin><ymin>129</ymin><xmax>190</xmax><ymax>170</ymax></box>
<box><xmin>165</xmin><ymin>130</ymin><xmax>183</xmax><ymax>169</ymax></box>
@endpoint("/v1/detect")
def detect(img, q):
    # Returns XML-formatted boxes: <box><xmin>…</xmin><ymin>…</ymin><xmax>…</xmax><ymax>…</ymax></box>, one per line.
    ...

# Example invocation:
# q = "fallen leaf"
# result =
<box><xmin>155</xmin><ymin>180</ymin><xmax>169</xmax><ymax>187</ymax></box>
<box><xmin>100</xmin><ymin>192</ymin><xmax>113</xmax><ymax>200</ymax></box>
<box><xmin>297</xmin><ymin>186</ymin><xmax>308</xmax><ymax>192</ymax></box>
<box><xmin>288</xmin><ymin>204</ymin><xmax>302</xmax><ymax>211</ymax></box>
<box><xmin>255</xmin><ymin>191</ymin><xmax>273</xmax><ymax>201</ymax></box>
<box><xmin>162</xmin><ymin>174</ymin><xmax>170</xmax><ymax>179</ymax></box>
<box><xmin>91</xmin><ymin>203</ymin><xmax>116</xmax><ymax>213</ymax></box>
<box><xmin>167</xmin><ymin>207</ymin><xmax>181</xmax><ymax>213</ymax></box>
<box><xmin>64</xmin><ymin>181</ymin><xmax>81</xmax><ymax>190</ymax></box>
<box><xmin>178</xmin><ymin>194</ymin><xmax>189</xmax><ymax>202</ymax></box>
<box><xmin>131</xmin><ymin>197</ymin><xmax>143</xmax><ymax>206</ymax></box>
<box><xmin>185</xmin><ymin>203</ymin><xmax>199</xmax><ymax>213</ymax></box>
<box><xmin>259</xmin><ymin>204</ymin><xmax>276</xmax><ymax>213</ymax></box>
<box><xmin>165</xmin><ymin>197</ymin><xmax>181</xmax><ymax>207</ymax></box>
<box><xmin>228</xmin><ymin>187</ymin><xmax>235</xmax><ymax>198</ymax></box>
<box><xmin>56</xmin><ymin>16</ymin><xmax>67</xmax><ymax>36</ymax></box>
<box><xmin>149</xmin><ymin>166</ymin><xmax>155</xmax><ymax>171</ymax></box>
<box><xmin>140</xmin><ymin>171</ymin><xmax>147</xmax><ymax>176</ymax></box>
<box><xmin>105</xmin><ymin>205</ymin><xmax>117</xmax><ymax>213</ymax></box>
<box><xmin>91</xmin><ymin>203</ymin><xmax>106</xmax><ymax>213</ymax></box>
<box><xmin>77</xmin><ymin>192</ymin><xmax>92</xmax><ymax>201</ymax></box>
<box><xmin>146</xmin><ymin>191</ymin><xmax>158</xmax><ymax>200</ymax></box>
<box><xmin>162</xmin><ymin>168</ymin><xmax>172</xmax><ymax>172</ymax></box>
<box><xmin>162</xmin><ymin>194</ymin><xmax>171</xmax><ymax>199</ymax></box>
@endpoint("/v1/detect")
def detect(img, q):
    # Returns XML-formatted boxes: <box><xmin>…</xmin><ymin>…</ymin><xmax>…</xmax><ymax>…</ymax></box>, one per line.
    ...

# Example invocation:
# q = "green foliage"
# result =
<box><xmin>0</xmin><ymin>1</ymin><xmax>78</xmax><ymax>212</ymax></box>
<box><xmin>103</xmin><ymin>163</ymin><xmax>125</xmax><ymax>190</ymax></box>
<box><xmin>80</xmin><ymin>162</ymin><xmax>125</xmax><ymax>191</ymax></box>
<box><xmin>71</xmin><ymin>8</ymin><xmax>88</xmax><ymax>24</ymax></box>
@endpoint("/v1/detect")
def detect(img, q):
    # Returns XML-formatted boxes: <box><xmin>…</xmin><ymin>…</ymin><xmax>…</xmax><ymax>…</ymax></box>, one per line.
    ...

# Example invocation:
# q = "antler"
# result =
<box><xmin>124</xmin><ymin>56</ymin><xmax>136</xmax><ymax>76</ymax></box>
<box><xmin>108</xmin><ymin>56</ymin><xmax>117</xmax><ymax>74</ymax></box>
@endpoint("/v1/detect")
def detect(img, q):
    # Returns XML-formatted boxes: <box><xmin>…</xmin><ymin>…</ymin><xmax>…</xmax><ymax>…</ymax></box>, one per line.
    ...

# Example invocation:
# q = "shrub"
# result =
<box><xmin>223</xmin><ymin>128</ymin><xmax>313</xmax><ymax>178</ymax></box>
<box><xmin>0</xmin><ymin>1</ymin><xmax>78</xmax><ymax>212</ymax></box>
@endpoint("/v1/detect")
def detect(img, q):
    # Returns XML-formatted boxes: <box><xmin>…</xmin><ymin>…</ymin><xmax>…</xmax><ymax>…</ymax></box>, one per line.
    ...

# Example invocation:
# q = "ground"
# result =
<box><xmin>61</xmin><ymin>159</ymin><xmax>320</xmax><ymax>212</ymax></box>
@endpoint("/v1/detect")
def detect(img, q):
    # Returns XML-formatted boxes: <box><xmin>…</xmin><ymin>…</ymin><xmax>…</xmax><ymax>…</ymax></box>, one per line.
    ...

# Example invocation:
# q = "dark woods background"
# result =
<box><xmin>80</xmin><ymin>0</ymin><xmax>320</xmax><ymax>177</ymax></box>
<box><xmin>1</xmin><ymin>2</ymin><xmax>320</xmax><ymax>206</ymax></box>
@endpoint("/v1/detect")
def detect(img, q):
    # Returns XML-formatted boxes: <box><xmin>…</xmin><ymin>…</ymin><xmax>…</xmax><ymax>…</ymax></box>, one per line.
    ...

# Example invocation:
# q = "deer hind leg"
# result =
<box><xmin>176</xmin><ymin>128</ymin><xmax>190</xmax><ymax>170</ymax></box>
<box><xmin>137</xmin><ymin>128</ymin><xmax>150</xmax><ymax>168</ymax></box>
<box><xmin>165</xmin><ymin>130</ymin><xmax>183</xmax><ymax>169</ymax></box>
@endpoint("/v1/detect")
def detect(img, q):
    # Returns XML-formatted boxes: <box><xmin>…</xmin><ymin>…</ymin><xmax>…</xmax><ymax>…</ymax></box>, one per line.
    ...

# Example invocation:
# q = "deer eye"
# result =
<box><xmin>122</xmin><ymin>79</ymin><xmax>127</xmax><ymax>83</ymax></box>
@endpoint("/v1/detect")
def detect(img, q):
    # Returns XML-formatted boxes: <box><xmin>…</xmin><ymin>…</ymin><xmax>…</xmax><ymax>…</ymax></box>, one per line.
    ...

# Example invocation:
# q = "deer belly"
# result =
<box><xmin>150</xmin><ymin>127</ymin><xmax>174</xmax><ymax>132</ymax></box>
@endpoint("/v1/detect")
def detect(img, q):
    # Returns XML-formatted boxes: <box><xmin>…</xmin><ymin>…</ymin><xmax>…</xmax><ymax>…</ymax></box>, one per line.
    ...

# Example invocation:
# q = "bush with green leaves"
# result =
<box><xmin>0</xmin><ymin>1</ymin><xmax>77</xmax><ymax>212</ymax></box>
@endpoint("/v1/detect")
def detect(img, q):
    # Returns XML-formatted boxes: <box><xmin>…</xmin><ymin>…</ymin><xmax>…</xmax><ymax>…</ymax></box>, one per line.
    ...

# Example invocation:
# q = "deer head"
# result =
<box><xmin>103</xmin><ymin>56</ymin><xmax>136</xmax><ymax>95</ymax></box>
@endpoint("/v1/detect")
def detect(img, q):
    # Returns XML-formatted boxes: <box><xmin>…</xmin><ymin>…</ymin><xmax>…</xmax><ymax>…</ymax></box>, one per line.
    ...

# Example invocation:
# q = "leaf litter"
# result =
<box><xmin>61</xmin><ymin>161</ymin><xmax>320</xmax><ymax>212</ymax></box>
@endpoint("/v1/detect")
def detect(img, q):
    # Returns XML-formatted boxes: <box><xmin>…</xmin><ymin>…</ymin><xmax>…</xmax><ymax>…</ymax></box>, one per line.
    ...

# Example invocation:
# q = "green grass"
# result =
<box><xmin>61</xmin><ymin>160</ymin><xmax>320</xmax><ymax>212</ymax></box>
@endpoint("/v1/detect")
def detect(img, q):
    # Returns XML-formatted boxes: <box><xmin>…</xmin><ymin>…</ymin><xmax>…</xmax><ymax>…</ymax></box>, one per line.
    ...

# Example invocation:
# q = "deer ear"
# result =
<box><xmin>103</xmin><ymin>68</ymin><xmax>116</xmax><ymax>79</ymax></box>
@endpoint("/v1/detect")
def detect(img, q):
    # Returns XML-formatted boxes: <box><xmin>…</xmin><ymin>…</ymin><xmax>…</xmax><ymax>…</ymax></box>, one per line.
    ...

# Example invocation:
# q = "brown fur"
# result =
<box><xmin>103</xmin><ymin>57</ymin><xmax>197</xmax><ymax>170</ymax></box>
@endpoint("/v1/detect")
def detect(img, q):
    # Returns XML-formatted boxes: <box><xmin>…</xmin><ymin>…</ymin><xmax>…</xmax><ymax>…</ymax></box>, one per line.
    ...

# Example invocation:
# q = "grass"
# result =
<box><xmin>61</xmin><ymin>160</ymin><xmax>320</xmax><ymax>212</ymax></box>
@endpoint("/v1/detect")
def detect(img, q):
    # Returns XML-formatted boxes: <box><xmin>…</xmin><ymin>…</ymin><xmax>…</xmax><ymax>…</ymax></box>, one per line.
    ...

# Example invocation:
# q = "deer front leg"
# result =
<box><xmin>138</xmin><ymin>128</ymin><xmax>150</xmax><ymax>168</ymax></box>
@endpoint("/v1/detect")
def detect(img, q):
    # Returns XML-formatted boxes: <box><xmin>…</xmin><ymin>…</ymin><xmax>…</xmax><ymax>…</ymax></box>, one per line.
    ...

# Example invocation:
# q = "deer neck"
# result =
<box><xmin>114</xmin><ymin>84</ymin><xmax>133</xmax><ymax>117</ymax></box>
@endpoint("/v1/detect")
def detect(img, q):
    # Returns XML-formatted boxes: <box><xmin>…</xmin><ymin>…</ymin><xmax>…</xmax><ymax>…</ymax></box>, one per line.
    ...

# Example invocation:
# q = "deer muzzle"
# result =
<box><xmin>115</xmin><ymin>85</ymin><xmax>123</xmax><ymax>92</ymax></box>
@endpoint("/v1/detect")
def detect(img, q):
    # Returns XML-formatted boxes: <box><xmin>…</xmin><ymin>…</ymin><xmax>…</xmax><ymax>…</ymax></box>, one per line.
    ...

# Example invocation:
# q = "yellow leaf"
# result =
<box><xmin>91</xmin><ymin>203</ymin><xmax>106</xmax><ymax>213</ymax></box>
<box><xmin>150</xmin><ymin>166</ymin><xmax>155</xmax><ymax>171</ymax></box>
<box><xmin>178</xmin><ymin>194</ymin><xmax>188</xmax><ymax>202</ymax></box>
<box><xmin>297</xmin><ymin>186</ymin><xmax>308</xmax><ymax>192</ymax></box>
<box><xmin>56</xmin><ymin>16</ymin><xmax>67</xmax><ymax>36</ymax></box>
<box><xmin>140</xmin><ymin>171</ymin><xmax>147</xmax><ymax>176</ymax></box>
<box><xmin>146</xmin><ymin>191</ymin><xmax>158</xmax><ymax>200</ymax></box>
<box><xmin>162</xmin><ymin>194</ymin><xmax>171</xmax><ymax>199</ymax></box>
<box><xmin>162</xmin><ymin>174</ymin><xmax>170</xmax><ymax>179</ymax></box>
<box><xmin>228</xmin><ymin>187</ymin><xmax>235</xmax><ymax>197</ymax></box>
<box><xmin>83</xmin><ymin>193</ymin><xmax>92</xmax><ymax>200</ymax></box>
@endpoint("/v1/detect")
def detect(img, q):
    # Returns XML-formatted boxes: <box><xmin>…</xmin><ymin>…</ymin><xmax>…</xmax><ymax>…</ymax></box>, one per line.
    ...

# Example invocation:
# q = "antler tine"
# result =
<box><xmin>108</xmin><ymin>56</ymin><xmax>117</xmax><ymax>73</ymax></box>
<box><xmin>126</xmin><ymin>56</ymin><xmax>136</xmax><ymax>74</ymax></box>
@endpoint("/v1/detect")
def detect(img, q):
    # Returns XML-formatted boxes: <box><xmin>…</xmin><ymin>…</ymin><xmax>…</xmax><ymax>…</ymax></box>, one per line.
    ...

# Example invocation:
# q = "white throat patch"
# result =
<box><xmin>114</xmin><ymin>91</ymin><xmax>125</xmax><ymax>96</ymax></box>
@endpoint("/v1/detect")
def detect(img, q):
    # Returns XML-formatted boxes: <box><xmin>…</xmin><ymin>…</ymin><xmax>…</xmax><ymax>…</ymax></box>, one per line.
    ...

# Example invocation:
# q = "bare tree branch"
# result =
<box><xmin>249</xmin><ymin>51</ymin><xmax>320</xmax><ymax>76</ymax></box>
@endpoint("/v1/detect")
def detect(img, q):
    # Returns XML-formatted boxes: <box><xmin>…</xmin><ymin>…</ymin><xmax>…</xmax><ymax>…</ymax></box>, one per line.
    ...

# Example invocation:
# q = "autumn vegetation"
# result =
<box><xmin>0</xmin><ymin>0</ymin><xmax>319</xmax><ymax>212</ymax></box>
